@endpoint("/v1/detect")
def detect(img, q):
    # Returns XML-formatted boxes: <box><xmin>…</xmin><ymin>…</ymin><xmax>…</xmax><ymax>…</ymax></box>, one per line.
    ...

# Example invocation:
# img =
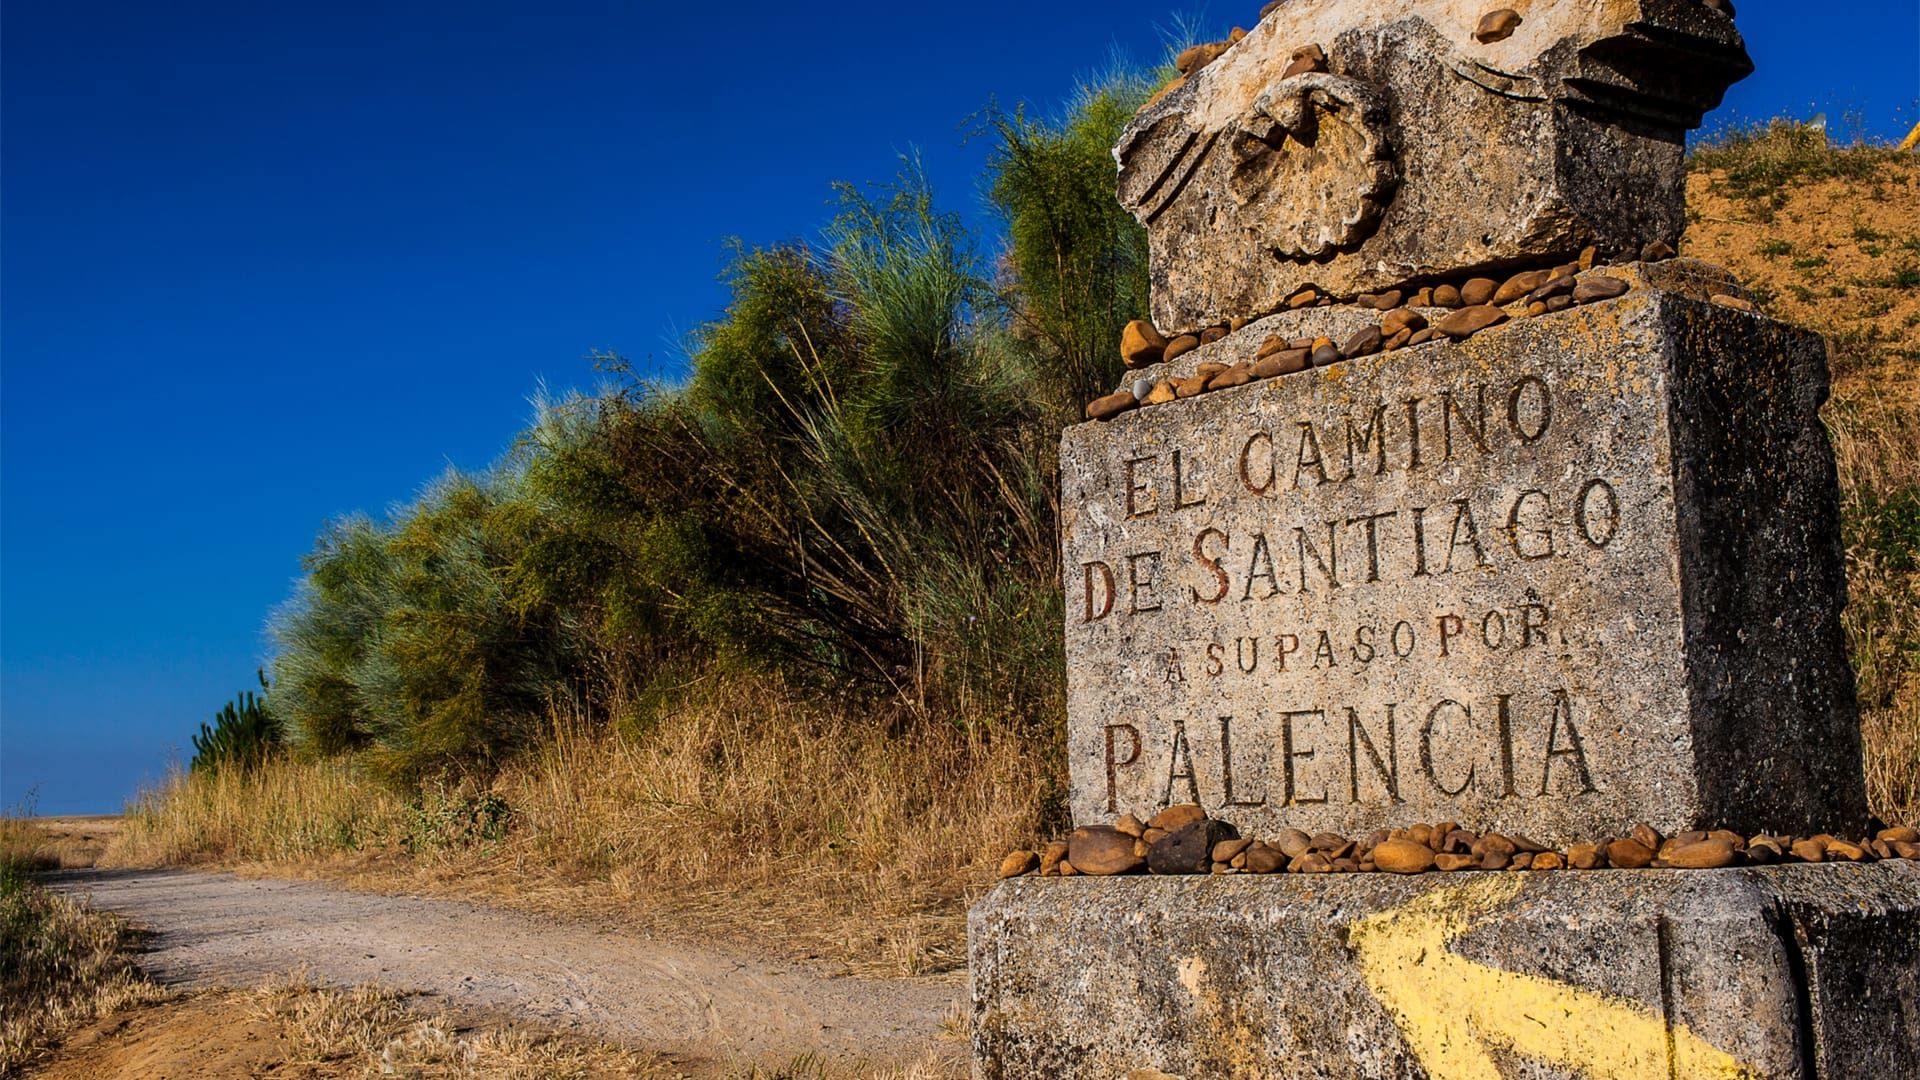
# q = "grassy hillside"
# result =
<box><xmin>107</xmin><ymin>124</ymin><xmax>1920</xmax><ymax>974</ymax></box>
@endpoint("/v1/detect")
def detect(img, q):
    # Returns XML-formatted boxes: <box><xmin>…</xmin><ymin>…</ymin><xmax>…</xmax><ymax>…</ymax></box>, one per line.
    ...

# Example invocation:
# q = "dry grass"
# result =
<box><xmin>110</xmin><ymin>673</ymin><xmax>1058</xmax><ymax>975</ymax></box>
<box><xmin>0</xmin><ymin>860</ymin><xmax>168</xmax><ymax>1076</ymax></box>
<box><xmin>245</xmin><ymin>970</ymin><xmax>669</xmax><ymax>1078</ymax></box>
<box><xmin>1686</xmin><ymin>130</ymin><xmax>1920</xmax><ymax>824</ymax></box>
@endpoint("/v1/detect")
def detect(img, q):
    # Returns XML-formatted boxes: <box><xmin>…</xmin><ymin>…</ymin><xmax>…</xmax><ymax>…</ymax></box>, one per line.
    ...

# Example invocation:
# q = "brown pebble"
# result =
<box><xmin>1407</xmin><ymin>327</ymin><xmax>1439</xmax><ymax>346</ymax></box>
<box><xmin>1879</xmin><ymin>826</ymin><xmax>1919</xmax><ymax>844</ymax></box>
<box><xmin>1120</xmin><ymin>319</ymin><xmax>1167</xmax><ymax>368</ymax></box>
<box><xmin>1229</xmin><ymin>315</ymin><xmax>1250</xmax><ymax>332</ymax></box>
<box><xmin>1253</xmin><ymin>348</ymin><xmax>1311</xmax><ymax>378</ymax></box>
<box><xmin>1459</xmin><ymin>277</ymin><xmax>1498</xmax><ymax>306</ymax></box>
<box><xmin>1086</xmin><ymin>390</ymin><xmax>1137</xmax><ymax>421</ymax></box>
<box><xmin>1435</xmin><ymin>305</ymin><xmax>1508</xmax><ymax>339</ymax></box>
<box><xmin>1230</xmin><ymin>851</ymin><xmax>1248</xmax><ymax>869</ymax></box>
<box><xmin>1133</xmin><ymin>838</ymin><xmax>1150</xmax><ymax>858</ymax></box>
<box><xmin>1893</xmin><ymin>841</ymin><xmax>1920</xmax><ymax>860</ymax></box>
<box><xmin>1641</xmin><ymin>240</ymin><xmax>1676</xmax><ymax>261</ymax></box>
<box><xmin>1824</xmin><ymin>838</ymin><xmax>1868</xmax><ymax>862</ymax></box>
<box><xmin>1493</xmin><ymin>269</ymin><xmax>1552</xmax><ymax>305</ymax></box>
<box><xmin>1568</xmin><ymin>843</ymin><xmax>1603</xmax><ymax>870</ymax></box>
<box><xmin>1531</xmin><ymin>852</ymin><xmax>1565</xmax><ymax>871</ymax></box>
<box><xmin>1666</xmin><ymin>839</ymin><xmax>1738</xmax><ymax>869</ymax></box>
<box><xmin>1290</xmin><ymin>852</ymin><xmax>1332</xmax><ymax>874</ymax></box>
<box><xmin>1066</xmin><ymin>825</ymin><xmax>1143</xmax><ymax>876</ymax></box>
<box><xmin>1528</xmin><ymin>274</ymin><xmax>1578</xmax><ymax>303</ymax></box>
<box><xmin>1381</xmin><ymin>308</ymin><xmax>1428</xmax><ymax>336</ymax></box>
<box><xmin>1172</xmin><ymin>375</ymin><xmax>1208</xmax><ymax>399</ymax></box>
<box><xmin>1383</xmin><ymin>327</ymin><xmax>1413</xmax><ymax>352</ymax></box>
<box><xmin>1746</xmin><ymin>840</ymin><xmax>1782</xmax><ymax>864</ymax></box>
<box><xmin>1478</xmin><ymin>848</ymin><xmax>1511</xmax><ymax>870</ymax></box>
<box><xmin>1255</xmin><ymin>335</ymin><xmax>1286</xmax><ymax>359</ymax></box>
<box><xmin>1200</xmin><ymin>326</ymin><xmax>1228</xmax><ymax>344</ymax></box>
<box><xmin>1630</xmin><ymin>824</ymin><xmax>1663</xmax><ymax>850</ymax></box>
<box><xmin>1274</xmin><ymin>828</ymin><xmax>1312</xmax><ymax>859</ymax></box>
<box><xmin>1526</xmin><ymin>301</ymin><xmax>1548</xmax><ymax>317</ymax></box>
<box><xmin>1510</xmin><ymin>852</ymin><xmax>1534</xmax><ymax>870</ymax></box>
<box><xmin>1207</xmin><ymin>363</ymin><xmax>1252</xmax><ymax>390</ymax></box>
<box><xmin>1435</xmin><ymin>852</ymin><xmax>1477</xmax><ymax>872</ymax></box>
<box><xmin>1373</xmin><ymin>838</ymin><xmax>1438</xmax><ymax>875</ymax></box>
<box><xmin>1150</xmin><ymin>804</ymin><xmax>1207</xmax><ymax>832</ymax></box>
<box><xmin>1607</xmin><ymin>838</ymin><xmax>1656</xmax><ymax>869</ymax></box>
<box><xmin>1212</xmin><ymin>837</ymin><xmax>1253</xmax><ymax>864</ymax></box>
<box><xmin>1057</xmin><ymin>860</ymin><xmax>1076</xmax><ymax>876</ymax></box>
<box><xmin>1474</xmin><ymin>8</ymin><xmax>1521</xmax><ymax>44</ymax></box>
<box><xmin>1710</xmin><ymin>293</ymin><xmax>1756</xmax><ymax>312</ymax></box>
<box><xmin>1578</xmin><ymin>245</ymin><xmax>1597</xmax><ymax>270</ymax></box>
<box><xmin>1174</xmin><ymin>41</ymin><xmax>1230</xmax><ymax>75</ymax></box>
<box><xmin>1573</xmin><ymin>275</ymin><xmax>1629</xmax><ymax>303</ymax></box>
<box><xmin>1311</xmin><ymin>343</ymin><xmax>1341</xmax><ymax>367</ymax></box>
<box><xmin>998</xmin><ymin>849</ymin><xmax>1039</xmax><ymax>878</ymax></box>
<box><xmin>1143</xmin><ymin>380</ymin><xmax>1176</xmax><ymax>406</ymax></box>
<box><xmin>1341</xmin><ymin>325</ymin><xmax>1383</xmax><ymax>358</ymax></box>
<box><xmin>1409</xmin><ymin>287</ymin><xmax>1433</xmax><ymax>307</ymax></box>
<box><xmin>1357</xmin><ymin>290</ymin><xmax>1403</xmax><ymax>311</ymax></box>
<box><xmin>1039</xmin><ymin>840</ymin><xmax>1069</xmax><ymax>875</ymax></box>
<box><xmin>1287</xmin><ymin>287</ymin><xmax>1320</xmax><ymax>309</ymax></box>
<box><xmin>1244</xmin><ymin>842</ymin><xmax>1285</xmax><ymax>874</ymax></box>
<box><xmin>1432</xmin><ymin>284</ymin><xmax>1463</xmax><ymax>308</ymax></box>
<box><xmin>1790</xmin><ymin>838</ymin><xmax>1825</xmax><ymax>863</ymax></box>
<box><xmin>1163</xmin><ymin>334</ymin><xmax>1201</xmax><ymax>363</ymax></box>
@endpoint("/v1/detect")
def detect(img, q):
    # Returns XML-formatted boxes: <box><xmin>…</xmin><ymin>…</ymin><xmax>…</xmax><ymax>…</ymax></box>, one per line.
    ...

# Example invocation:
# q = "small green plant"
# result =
<box><xmin>1792</xmin><ymin>254</ymin><xmax>1829</xmax><ymax>271</ymax></box>
<box><xmin>1854</xmin><ymin>224</ymin><xmax>1890</xmax><ymax>243</ymax></box>
<box><xmin>191</xmin><ymin>675</ymin><xmax>281</xmax><ymax>773</ymax></box>
<box><xmin>1758</xmin><ymin>239</ymin><xmax>1793</xmax><ymax>258</ymax></box>
<box><xmin>403</xmin><ymin>789</ymin><xmax>511</xmax><ymax>855</ymax></box>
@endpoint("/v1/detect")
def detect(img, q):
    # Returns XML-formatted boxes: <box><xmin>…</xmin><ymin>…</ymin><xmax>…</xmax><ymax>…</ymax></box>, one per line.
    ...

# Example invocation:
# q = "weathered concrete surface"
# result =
<box><xmin>969</xmin><ymin>862</ymin><xmax>1920</xmax><ymax>1079</ymax></box>
<box><xmin>1119</xmin><ymin>0</ymin><xmax>1752</xmax><ymax>332</ymax></box>
<box><xmin>1063</xmin><ymin>283</ymin><xmax>1866</xmax><ymax>843</ymax></box>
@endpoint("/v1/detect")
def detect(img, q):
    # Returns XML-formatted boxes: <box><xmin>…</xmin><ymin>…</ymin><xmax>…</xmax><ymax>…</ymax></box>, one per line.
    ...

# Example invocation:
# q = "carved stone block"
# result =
<box><xmin>1061</xmin><ymin>283</ymin><xmax>1866</xmax><ymax>843</ymax></box>
<box><xmin>1118</xmin><ymin>0</ymin><xmax>1753</xmax><ymax>332</ymax></box>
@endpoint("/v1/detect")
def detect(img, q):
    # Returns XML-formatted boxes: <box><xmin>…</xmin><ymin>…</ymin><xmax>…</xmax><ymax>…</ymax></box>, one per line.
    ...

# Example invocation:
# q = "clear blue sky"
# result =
<box><xmin>4</xmin><ymin>2</ymin><xmax>1916</xmax><ymax>815</ymax></box>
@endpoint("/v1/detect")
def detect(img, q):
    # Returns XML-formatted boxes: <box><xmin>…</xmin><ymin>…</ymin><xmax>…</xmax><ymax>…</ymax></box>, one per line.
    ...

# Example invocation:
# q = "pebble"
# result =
<box><xmin>1666</xmin><ymin>839</ymin><xmax>1737</xmax><ymax>869</ymax></box>
<box><xmin>1432</xmin><ymin>283</ymin><xmax>1463</xmax><ymax>308</ymax></box>
<box><xmin>1213</xmin><ymin>837</ymin><xmax>1253</xmax><ymax>864</ymax></box>
<box><xmin>1253</xmin><ymin>349</ymin><xmax>1311</xmax><ymax>378</ymax></box>
<box><xmin>1435</xmin><ymin>305</ymin><xmax>1508</xmax><ymax>339</ymax></box>
<box><xmin>1150</xmin><ymin>804</ymin><xmax>1208</xmax><ymax>832</ymax></box>
<box><xmin>1244</xmin><ymin>842</ymin><xmax>1285</xmax><ymax>874</ymax></box>
<box><xmin>1310</xmin><ymin>343</ymin><xmax>1341</xmax><ymax>367</ymax></box>
<box><xmin>1435</xmin><ymin>852</ymin><xmax>1476</xmax><ymax>872</ymax></box>
<box><xmin>999</xmin><ymin>850</ymin><xmax>1039</xmax><ymax>878</ymax></box>
<box><xmin>1474</xmin><ymin>8</ymin><xmax>1521</xmax><ymax>43</ymax></box>
<box><xmin>1528</xmin><ymin>274</ymin><xmax>1578</xmax><ymax>303</ymax></box>
<box><xmin>1144</xmin><ymin>380</ymin><xmax>1177</xmax><ymax>406</ymax></box>
<box><xmin>1172</xmin><ymin>375</ymin><xmax>1209</xmax><ymax>399</ymax></box>
<box><xmin>1532</xmin><ymin>852</ymin><xmax>1565</xmax><ymax>871</ymax></box>
<box><xmin>1641</xmin><ymin>240</ymin><xmax>1676</xmax><ymax>261</ymax></box>
<box><xmin>1478</xmin><ymin>848</ymin><xmax>1511</xmax><ymax>870</ymax></box>
<box><xmin>1357</xmin><ymin>290</ymin><xmax>1402</xmax><ymax>310</ymax></box>
<box><xmin>1341</xmin><ymin>325</ymin><xmax>1383</xmax><ymax>358</ymax></box>
<box><xmin>1526</xmin><ymin>301</ymin><xmax>1548</xmax><ymax>317</ymax></box>
<box><xmin>1545</xmin><ymin>295</ymin><xmax>1573</xmax><ymax>312</ymax></box>
<box><xmin>1568</xmin><ymin>843</ymin><xmax>1603</xmax><ymax>870</ymax></box>
<box><xmin>1895</xmin><ymin>841</ymin><xmax>1920</xmax><ymax>860</ymax></box>
<box><xmin>1287</xmin><ymin>287</ymin><xmax>1321</xmax><ymax>309</ymax></box>
<box><xmin>1881</xmin><ymin>826</ymin><xmax>1920</xmax><ymax>844</ymax></box>
<box><xmin>1383</xmin><ymin>327</ymin><xmax>1413</xmax><ymax>352</ymax></box>
<box><xmin>1573</xmin><ymin>275</ymin><xmax>1629</xmax><ymax>303</ymax></box>
<box><xmin>1710</xmin><ymin>293</ymin><xmax>1755</xmax><ymax>312</ymax></box>
<box><xmin>1175</xmin><ymin>41</ymin><xmax>1229</xmax><ymax>75</ymax></box>
<box><xmin>1578</xmin><ymin>245</ymin><xmax>1598</xmax><ymax>270</ymax></box>
<box><xmin>1459</xmin><ymin>277</ymin><xmax>1498</xmax><ymax>306</ymax></box>
<box><xmin>1790</xmin><ymin>838</ymin><xmax>1825</xmax><ymax>863</ymax></box>
<box><xmin>1255</xmin><ymin>335</ymin><xmax>1285</xmax><ymax>359</ymax></box>
<box><xmin>1631</xmin><ymin>824</ymin><xmax>1663</xmax><ymax>850</ymax></box>
<box><xmin>1282</xmin><ymin>44</ymin><xmax>1327</xmax><ymax>78</ymax></box>
<box><xmin>1746</xmin><ymin>840</ymin><xmax>1782</xmax><ymax>864</ymax></box>
<box><xmin>1194</xmin><ymin>362</ymin><xmax>1228</xmax><ymax>381</ymax></box>
<box><xmin>1120</xmin><ymin>319</ymin><xmax>1167</xmax><ymax>368</ymax></box>
<box><xmin>1040</xmin><ymin>840</ymin><xmax>1069</xmax><ymax>875</ymax></box>
<box><xmin>1066</xmin><ymin>826</ymin><xmax>1143</xmax><ymax>875</ymax></box>
<box><xmin>1407</xmin><ymin>327</ymin><xmax>1439</xmax><ymax>346</ymax></box>
<box><xmin>1607</xmin><ymin>838</ymin><xmax>1656</xmax><ymax>869</ymax></box>
<box><xmin>1381</xmin><ymin>308</ymin><xmax>1427</xmax><ymax>336</ymax></box>
<box><xmin>1163</xmin><ymin>334</ymin><xmax>1201</xmax><ymax>363</ymax></box>
<box><xmin>1143</xmin><ymin>76</ymin><xmax>1186</xmax><ymax>111</ymax></box>
<box><xmin>1229</xmin><ymin>315</ymin><xmax>1251</xmax><ymax>331</ymax></box>
<box><xmin>1086</xmin><ymin>390</ymin><xmax>1137</xmax><ymax>421</ymax></box>
<box><xmin>1825</xmin><ymin>838</ymin><xmax>1867</xmax><ymax>862</ymax></box>
<box><xmin>1372</xmin><ymin>838</ymin><xmax>1437</xmax><ymax>874</ymax></box>
<box><xmin>1114</xmin><ymin>814</ymin><xmax>1145</xmax><ymax>838</ymax></box>
<box><xmin>1493</xmin><ymin>269</ymin><xmax>1552</xmax><ymax>305</ymax></box>
<box><xmin>1130</xmin><ymin>378</ymin><xmax>1155</xmax><ymax>400</ymax></box>
<box><xmin>1142</xmin><ymin>827</ymin><xmax>1167</xmax><ymax>845</ymax></box>
<box><xmin>1201</xmin><ymin>326</ymin><xmax>1228</xmax><ymax>344</ymax></box>
<box><xmin>1409</xmin><ymin>287</ymin><xmax>1434</xmax><ymax>307</ymax></box>
<box><xmin>1148</xmin><ymin>820</ymin><xmax>1228</xmax><ymax>875</ymax></box>
<box><xmin>1057</xmin><ymin>860</ymin><xmax>1076</xmax><ymax>876</ymax></box>
<box><xmin>1208</xmin><ymin>363</ymin><xmax>1253</xmax><ymax>390</ymax></box>
<box><xmin>1274</xmin><ymin>828</ymin><xmax>1312</xmax><ymax>859</ymax></box>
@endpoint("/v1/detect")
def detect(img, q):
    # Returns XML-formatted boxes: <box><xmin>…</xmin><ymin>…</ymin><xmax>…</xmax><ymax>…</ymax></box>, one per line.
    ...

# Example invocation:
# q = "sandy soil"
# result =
<box><xmin>42</xmin><ymin>868</ymin><xmax>965</xmax><ymax>1076</ymax></box>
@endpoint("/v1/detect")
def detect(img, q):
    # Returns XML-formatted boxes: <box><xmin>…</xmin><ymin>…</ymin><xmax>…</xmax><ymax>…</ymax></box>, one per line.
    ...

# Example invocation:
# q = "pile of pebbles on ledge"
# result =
<box><xmin>1087</xmin><ymin>244</ymin><xmax>1760</xmax><ymax>422</ymax></box>
<box><xmin>998</xmin><ymin>804</ymin><xmax>1920</xmax><ymax>879</ymax></box>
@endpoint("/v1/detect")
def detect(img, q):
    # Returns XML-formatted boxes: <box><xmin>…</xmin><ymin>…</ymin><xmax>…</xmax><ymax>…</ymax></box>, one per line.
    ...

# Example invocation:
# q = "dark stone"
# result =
<box><xmin>1148</xmin><ymin>819</ymin><xmax>1234</xmax><ymax>875</ymax></box>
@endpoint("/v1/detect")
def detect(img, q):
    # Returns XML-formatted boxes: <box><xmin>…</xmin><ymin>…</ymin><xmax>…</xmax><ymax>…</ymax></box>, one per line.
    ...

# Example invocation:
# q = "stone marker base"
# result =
<box><xmin>969</xmin><ymin>864</ymin><xmax>1920</xmax><ymax>1079</ymax></box>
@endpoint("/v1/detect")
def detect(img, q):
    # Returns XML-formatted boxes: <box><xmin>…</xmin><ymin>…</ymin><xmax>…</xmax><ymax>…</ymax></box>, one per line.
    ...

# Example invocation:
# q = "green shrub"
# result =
<box><xmin>190</xmin><ymin>680</ymin><xmax>281</xmax><ymax>773</ymax></box>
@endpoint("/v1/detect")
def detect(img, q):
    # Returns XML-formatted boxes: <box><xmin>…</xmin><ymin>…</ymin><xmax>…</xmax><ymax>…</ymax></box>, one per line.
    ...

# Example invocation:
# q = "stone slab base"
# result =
<box><xmin>968</xmin><ymin>863</ymin><xmax>1920</xmax><ymax>1079</ymax></box>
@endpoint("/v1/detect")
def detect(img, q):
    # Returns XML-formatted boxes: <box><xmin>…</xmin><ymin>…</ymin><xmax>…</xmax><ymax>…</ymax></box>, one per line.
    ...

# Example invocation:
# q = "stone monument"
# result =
<box><xmin>970</xmin><ymin>2</ymin><xmax>1920</xmax><ymax>1077</ymax></box>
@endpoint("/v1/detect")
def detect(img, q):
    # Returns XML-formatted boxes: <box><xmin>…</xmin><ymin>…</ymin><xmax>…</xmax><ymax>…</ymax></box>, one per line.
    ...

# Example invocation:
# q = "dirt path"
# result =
<box><xmin>46</xmin><ymin>868</ymin><xmax>965</xmax><ymax>1074</ymax></box>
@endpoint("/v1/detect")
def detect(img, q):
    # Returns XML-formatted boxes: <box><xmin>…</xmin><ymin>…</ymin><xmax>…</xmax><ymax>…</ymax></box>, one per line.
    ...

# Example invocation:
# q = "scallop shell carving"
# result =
<box><xmin>1227</xmin><ymin>73</ymin><xmax>1398</xmax><ymax>259</ymax></box>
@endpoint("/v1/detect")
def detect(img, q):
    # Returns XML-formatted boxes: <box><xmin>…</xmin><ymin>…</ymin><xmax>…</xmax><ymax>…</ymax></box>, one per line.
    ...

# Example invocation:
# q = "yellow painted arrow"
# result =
<box><xmin>1347</xmin><ymin>876</ymin><xmax>1760</xmax><ymax>1080</ymax></box>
